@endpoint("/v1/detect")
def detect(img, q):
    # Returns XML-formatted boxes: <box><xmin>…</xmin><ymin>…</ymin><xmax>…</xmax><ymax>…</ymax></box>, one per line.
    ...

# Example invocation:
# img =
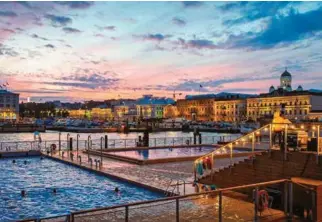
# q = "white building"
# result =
<box><xmin>0</xmin><ymin>89</ymin><xmax>19</xmax><ymax>121</ymax></box>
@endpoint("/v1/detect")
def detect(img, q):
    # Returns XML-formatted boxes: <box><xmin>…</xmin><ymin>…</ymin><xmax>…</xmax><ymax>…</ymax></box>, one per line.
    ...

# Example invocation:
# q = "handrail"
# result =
<box><xmin>194</xmin><ymin>124</ymin><xmax>271</xmax><ymax>163</ymax></box>
<box><xmin>71</xmin><ymin>178</ymin><xmax>288</xmax><ymax>216</ymax></box>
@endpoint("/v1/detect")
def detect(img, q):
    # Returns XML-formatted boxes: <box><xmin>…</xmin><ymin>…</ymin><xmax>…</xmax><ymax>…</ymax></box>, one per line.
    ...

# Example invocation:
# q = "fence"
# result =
<box><xmin>0</xmin><ymin>135</ymin><xmax>240</xmax><ymax>153</ymax></box>
<box><xmin>69</xmin><ymin>179</ymin><xmax>313</xmax><ymax>221</ymax></box>
<box><xmin>19</xmin><ymin>179</ymin><xmax>312</xmax><ymax>222</ymax></box>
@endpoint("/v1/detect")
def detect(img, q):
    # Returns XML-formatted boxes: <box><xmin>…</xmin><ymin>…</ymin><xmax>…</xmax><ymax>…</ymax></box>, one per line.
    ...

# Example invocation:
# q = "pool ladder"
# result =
<box><xmin>164</xmin><ymin>179</ymin><xmax>187</xmax><ymax>196</ymax></box>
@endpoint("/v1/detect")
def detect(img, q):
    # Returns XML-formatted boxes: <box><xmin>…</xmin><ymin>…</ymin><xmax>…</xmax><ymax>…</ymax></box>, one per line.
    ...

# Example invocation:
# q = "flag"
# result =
<box><xmin>0</xmin><ymin>85</ymin><xmax>2</xmax><ymax>89</ymax></box>
<box><xmin>6</xmin><ymin>82</ymin><xmax>9</xmax><ymax>85</ymax></box>
<box><xmin>200</xmin><ymin>84</ymin><xmax>203</xmax><ymax>88</ymax></box>
<box><xmin>2</xmin><ymin>84</ymin><xmax>6</xmax><ymax>87</ymax></box>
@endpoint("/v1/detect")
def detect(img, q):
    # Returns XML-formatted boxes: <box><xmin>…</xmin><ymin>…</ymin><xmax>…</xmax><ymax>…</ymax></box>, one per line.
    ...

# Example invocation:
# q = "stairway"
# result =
<box><xmin>199</xmin><ymin>150</ymin><xmax>322</xmax><ymax>188</ymax></box>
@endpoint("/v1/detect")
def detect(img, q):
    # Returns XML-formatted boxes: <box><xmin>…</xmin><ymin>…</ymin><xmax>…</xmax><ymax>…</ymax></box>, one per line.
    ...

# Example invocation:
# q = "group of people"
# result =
<box><xmin>21</xmin><ymin>188</ymin><xmax>57</xmax><ymax>197</ymax></box>
<box><xmin>12</xmin><ymin>157</ymin><xmax>44</xmax><ymax>165</ymax></box>
<box><xmin>20</xmin><ymin>187</ymin><xmax>120</xmax><ymax>197</ymax></box>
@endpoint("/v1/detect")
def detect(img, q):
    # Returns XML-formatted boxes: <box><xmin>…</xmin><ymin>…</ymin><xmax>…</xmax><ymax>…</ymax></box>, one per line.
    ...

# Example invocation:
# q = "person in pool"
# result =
<box><xmin>114</xmin><ymin>187</ymin><xmax>121</xmax><ymax>195</ymax></box>
<box><xmin>12</xmin><ymin>160</ymin><xmax>16</xmax><ymax>164</ymax></box>
<box><xmin>53</xmin><ymin>188</ymin><xmax>57</xmax><ymax>194</ymax></box>
<box><xmin>21</xmin><ymin>190</ymin><xmax>26</xmax><ymax>197</ymax></box>
<box><xmin>24</xmin><ymin>160</ymin><xmax>27</xmax><ymax>165</ymax></box>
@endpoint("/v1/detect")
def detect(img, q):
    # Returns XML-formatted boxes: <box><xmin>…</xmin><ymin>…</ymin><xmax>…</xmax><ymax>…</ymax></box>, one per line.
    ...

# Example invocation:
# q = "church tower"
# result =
<box><xmin>280</xmin><ymin>68</ymin><xmax>292</xmax><ymax>92</ymax></box>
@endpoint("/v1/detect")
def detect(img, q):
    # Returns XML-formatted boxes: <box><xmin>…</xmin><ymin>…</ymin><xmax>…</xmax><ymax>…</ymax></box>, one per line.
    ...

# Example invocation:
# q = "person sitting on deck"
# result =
<box><xmin>210</xmin><ymin>184</ymin><xmax>217</xmax><ymax>191</ymax></box>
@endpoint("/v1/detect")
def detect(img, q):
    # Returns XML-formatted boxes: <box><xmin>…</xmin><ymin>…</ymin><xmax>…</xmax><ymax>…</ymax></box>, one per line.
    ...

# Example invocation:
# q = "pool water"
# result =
<box><xmin>108</xmin><ymin>146</ymin><xmax>216</xmax><ymax>160</ymax></box>
<box><xmin>0</xmin><ymin>157</ymin><xmax>164</xmax><ymax>221</ymax></box>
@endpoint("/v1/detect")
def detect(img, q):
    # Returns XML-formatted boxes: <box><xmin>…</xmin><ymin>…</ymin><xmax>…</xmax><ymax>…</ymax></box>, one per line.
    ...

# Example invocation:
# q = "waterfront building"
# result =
<box><xmin>91</xmin><ymin>107</ymin><xmax>113</xmax><ymax>120</ymax></box>
<box><xmin>247</xmin><ymin>70</ymin><xmax>322</xmax><ymax>121</ymax></box>
<box><xmin>172</xmin><ymin>93</ymin><xmax>251</xmax><ymax>122</ymax></box>
<box><xmin>136</xmin><ymin>95</ymin><xmax>175</xmax><ymax>119</ymax></box>
<box><xmin>68</xmin><ymin>109</ymin><xmax>91</xmax><ymax>119</ymax></box>
<box><xmin>113</xmin><ymin>101</ymin><xmax>137</xmax><ymax>122</ymax></box>
<box><xmin>0</xmin><ymin>89</ymin><xmax>19</xmax><ymax>121</ymax></box>
<box><xmin>175</xmin><ymin>95</ymin><xmax>215</xmax><ymax>121</ymax></box>
<box><xmin>214</xmin><ymin>99</ymin><xmax>247</xmax><ymax>122</ymax></box>
<box><xmin>163</xmin><ymin>104</ymin><xmax>179</xmax><ymax>119</ymax></box>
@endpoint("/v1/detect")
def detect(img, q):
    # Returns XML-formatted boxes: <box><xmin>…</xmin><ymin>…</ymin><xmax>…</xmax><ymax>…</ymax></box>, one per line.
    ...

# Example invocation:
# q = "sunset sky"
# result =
<box><xmin>1</xmin><ymin>1</ymin><xmax>322</xmax><ymax>102</ymax></box>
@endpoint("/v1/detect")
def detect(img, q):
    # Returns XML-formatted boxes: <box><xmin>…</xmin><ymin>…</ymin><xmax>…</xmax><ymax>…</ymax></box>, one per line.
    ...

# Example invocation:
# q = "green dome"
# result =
<box><xmin>281</xmin><ymin>70</ymin><xmax>291</xmax><ymax>77</ymax></box>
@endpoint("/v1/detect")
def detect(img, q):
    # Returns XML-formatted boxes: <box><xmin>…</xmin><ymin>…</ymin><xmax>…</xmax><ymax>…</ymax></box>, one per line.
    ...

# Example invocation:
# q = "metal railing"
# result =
<box><xmin>194</xmin><ymin>124</ymin><xmax>272</xmax><ymax>180</ymax></box>
<box><xmin>20</xmin><ymin>179</ymin><xmax>301</xmax><ymax>222</ymax></box>
<box><xmin>194</xmin><ymin>122</ymin><xmax>322</xmax><ymax>180</ymax></box>
<box><xmin>0</xmin><ymin>135</ymin><xmax>240</xmax><ymax>153</ymax></box>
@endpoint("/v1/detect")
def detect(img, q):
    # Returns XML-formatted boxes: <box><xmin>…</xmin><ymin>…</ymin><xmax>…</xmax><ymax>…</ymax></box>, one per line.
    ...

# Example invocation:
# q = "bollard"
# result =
<box><xmin>219</xmin><ymin>191</ymin><xmax>223</xmax><ymax>222</ymax></box>
<box><xmin>70</xmin><ymin>153</ymin><xmax>74</xmax><ymax>161</ymax></box>
<box><xmin>69</xmin><ymin>137</ymin><xmax>73</xmax><ymax>151</ymax></box>
<box><xmin>78</xmin><ymin>155</ymin><xmax>81</xmax><ymax>164</ymax></box>
<box><xmin>88</xmin><ymin>158</ymin><xmax>93</xmax><ymax>167</ymax></box>
<box><xmin>254</xmin><ymin>187</ymin><xmax>259</xmax><ymax>221</ymax></box>
<box><xmin>105</xmin><ymin>135</ymin><xmax>108</xmax><ymax>149</ymax></box>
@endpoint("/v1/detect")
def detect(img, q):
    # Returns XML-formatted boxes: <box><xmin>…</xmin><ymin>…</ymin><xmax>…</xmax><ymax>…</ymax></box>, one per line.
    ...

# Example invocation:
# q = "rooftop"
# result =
<box><xmin>258</xmin><ymin>88</ymin><xmax>322</xmax><ymax>98</ymax></box>
<box><xmin>0</xmin><ymin>89</ymin><xmax>18</xmax><ymax>95</ymax></box>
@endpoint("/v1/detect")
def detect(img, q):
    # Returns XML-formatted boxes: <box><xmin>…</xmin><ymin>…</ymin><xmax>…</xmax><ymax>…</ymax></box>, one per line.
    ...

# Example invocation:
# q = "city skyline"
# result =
<box><xmin>1</xmin><ymin>1</ymin><xmax>322</xmax><ymax>102</ymax></box>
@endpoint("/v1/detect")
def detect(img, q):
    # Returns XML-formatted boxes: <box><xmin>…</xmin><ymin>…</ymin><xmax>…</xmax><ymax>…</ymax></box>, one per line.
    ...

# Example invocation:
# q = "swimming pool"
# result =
<box><xmin>107</xmin><ymin>146</ymin><xmax>215</xmax><ymax>160</ymax></box>
<box><xmin>0</xmin><ymin>157</ymin><xmax>164</xmax><ymax>221</ymax></box>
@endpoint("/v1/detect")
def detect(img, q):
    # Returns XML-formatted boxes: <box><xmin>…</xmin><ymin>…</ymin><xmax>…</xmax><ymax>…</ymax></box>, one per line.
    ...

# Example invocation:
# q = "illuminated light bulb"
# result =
<box><xmin>312</xmin><ymin>126</ymin><xmax>316</xmax><ymax>130</ymax></box>
<box><xmin>301</xmin><ymin>125</ymin><xmax>304</xmax><ymax>129</ymax></box>
<box><xmin>264</xmin><ymin>128</ymin><xmax>268</xmax><ymax>131</ymax></box>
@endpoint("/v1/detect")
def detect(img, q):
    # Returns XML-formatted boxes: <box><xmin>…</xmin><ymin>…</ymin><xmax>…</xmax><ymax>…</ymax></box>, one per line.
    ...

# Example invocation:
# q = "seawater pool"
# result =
<box><xmin>108</xmin><ymin>146</ymin><xmax>216</xmax><ymax>160</ymax></box>
<box><xmin>0</xmin><ymin>157</ymin><xmax>164</xmax><ymax>221</ymax></box>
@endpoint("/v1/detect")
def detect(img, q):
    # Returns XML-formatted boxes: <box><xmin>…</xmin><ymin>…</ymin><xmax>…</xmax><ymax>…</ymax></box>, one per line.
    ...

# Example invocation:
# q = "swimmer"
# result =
<box><xmin>53</xmin><ymin>188</ymin><xmax>57</xmax><ymax>194</ymax></box>
<box><xmin>114</xmin><ymin>187</ymin><xmax>120</xmax><ymax>194</ymax></box>
<box><xmin>21</xmin><ymin>190</ymin><xmax>26</xmax><ymax>197</ymax></box>
<box><xmin>24</xmin><ymin>160</ymin><xmax>27</xmax><ymax>165</ymax></box>
<box><xmin>40</xmin><ymin>156</ymin><xmax>44</xmax><ymax>160</ymax></box>
<box><xmin>12</xmin><ymin>160</ymin><xmax>16</xmax><ymax>164</ymax></box>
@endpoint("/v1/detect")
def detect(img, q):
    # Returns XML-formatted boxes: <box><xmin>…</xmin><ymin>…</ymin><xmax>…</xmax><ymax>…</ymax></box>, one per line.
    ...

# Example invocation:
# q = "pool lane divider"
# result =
<box><xmin>0</xmin><ymin>150</ymin><xmax>41</xmax><ymax>158</ymax></box>
<box><xmin>44</xmin><ymin>153</ymin><xmax>173</xmax><ymax>196</ymax></box>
